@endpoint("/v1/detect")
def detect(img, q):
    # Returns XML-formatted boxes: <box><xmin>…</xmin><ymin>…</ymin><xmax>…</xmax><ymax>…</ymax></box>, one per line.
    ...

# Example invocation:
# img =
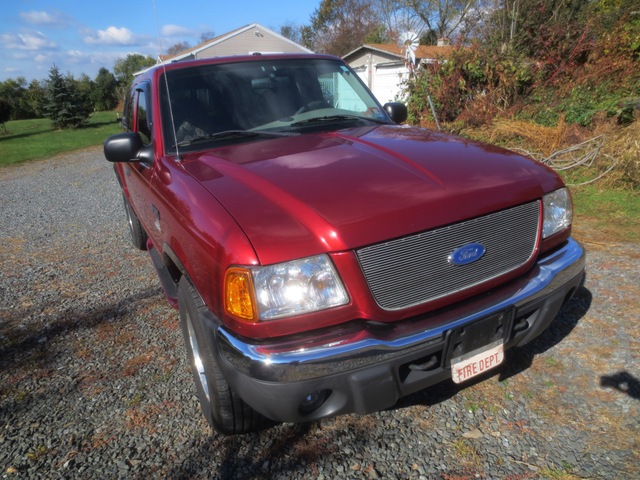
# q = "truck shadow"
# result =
<box><xmin>498</xmin><ymin>283</ymin><xmax>592</xmax><ymax>380</ymax></box>
<box><xmin>168</xmin><ymin>419</ymin><xmax>379</xmax><ymax>479</ymax></box>
<box><xmin>0</xmin><ymin>286</ymin><xmax>163</xmax><ymax>374</ymax></box>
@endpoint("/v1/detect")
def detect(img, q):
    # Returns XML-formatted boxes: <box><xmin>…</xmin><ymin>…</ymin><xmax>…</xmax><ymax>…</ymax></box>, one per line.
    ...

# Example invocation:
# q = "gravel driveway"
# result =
<box><xmin>1</xmin><ymin>148</ymin><xmax>638</xmax><ymax>479</ymax></box>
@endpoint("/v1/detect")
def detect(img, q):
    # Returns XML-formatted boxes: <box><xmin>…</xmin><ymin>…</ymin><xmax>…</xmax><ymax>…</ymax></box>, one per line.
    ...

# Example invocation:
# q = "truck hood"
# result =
<box><xmin>182</xmin><ymin>125</ymin><xmax>562</xmax><ymax>265</ymax></box>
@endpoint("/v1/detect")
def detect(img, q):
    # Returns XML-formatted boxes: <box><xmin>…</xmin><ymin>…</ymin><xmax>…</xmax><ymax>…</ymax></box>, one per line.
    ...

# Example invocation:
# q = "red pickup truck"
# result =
<box><xmin>104</xmin><ymin>53</ymin><xmax>585</xmax><ymax>434</ymax></box>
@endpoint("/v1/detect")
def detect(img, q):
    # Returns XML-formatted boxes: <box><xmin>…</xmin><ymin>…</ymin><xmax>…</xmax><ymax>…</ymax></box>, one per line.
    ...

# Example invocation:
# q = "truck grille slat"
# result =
<box><xmin>356</xmin><ymin>201</ymin><xmax>540</xmax><ymax>310</ymax></box>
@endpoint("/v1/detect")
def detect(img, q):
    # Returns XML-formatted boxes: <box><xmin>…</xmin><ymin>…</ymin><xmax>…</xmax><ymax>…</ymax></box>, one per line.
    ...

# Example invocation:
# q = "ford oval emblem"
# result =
<box><xmin>448</xmin><ymin>243</ymin><xmax>486</xmax><ymax>266</ymax></box>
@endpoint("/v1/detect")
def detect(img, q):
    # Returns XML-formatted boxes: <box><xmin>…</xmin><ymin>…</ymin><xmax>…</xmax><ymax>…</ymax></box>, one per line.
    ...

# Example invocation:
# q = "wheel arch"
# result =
<box><xmin>161</xmin><ymin>242</ymin><xmax>186</xmax><ymax>288</ymax></box>
<box><xmin>160</xmin><ymin>242</ymin><xmax>212</xmax><ymax>316</ymax></box>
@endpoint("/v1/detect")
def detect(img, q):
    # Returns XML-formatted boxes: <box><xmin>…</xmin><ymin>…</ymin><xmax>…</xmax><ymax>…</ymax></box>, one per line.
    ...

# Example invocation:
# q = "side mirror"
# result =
<box><xmin>104</xmin><ymin>132</ymin><xmax>152</xmax><ymax>163</ymax></box>
<box><xmin>383</xmin><ymin>102</ymin><xmax>408</xmax><ymax>124</ymax></box>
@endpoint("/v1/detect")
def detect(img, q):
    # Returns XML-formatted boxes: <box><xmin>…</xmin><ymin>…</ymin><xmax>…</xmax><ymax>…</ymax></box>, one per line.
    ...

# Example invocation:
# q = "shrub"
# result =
<box><xmin>0</xmin><ymin>97</ymin><xmax>11</xmax><ymax>132</ymax></box>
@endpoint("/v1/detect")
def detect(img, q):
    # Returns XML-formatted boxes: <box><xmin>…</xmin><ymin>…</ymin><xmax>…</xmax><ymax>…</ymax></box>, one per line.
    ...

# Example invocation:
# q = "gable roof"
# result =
<box><xmin>159</xmin><ymin>23</ymin><xmax>313</xmax><ymax>62</ymax></box>
<box><xmin>343</xmin><ymin>43</ymin><xmax>454</xmax><ymax>62</ymax></box>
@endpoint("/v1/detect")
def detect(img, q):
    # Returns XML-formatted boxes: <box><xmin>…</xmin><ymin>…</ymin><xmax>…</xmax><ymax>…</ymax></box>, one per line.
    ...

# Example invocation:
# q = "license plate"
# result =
<box><xmin>451</xmin><ymin>340</ymin><xmax>504</xmax><ymax>384</ymax></box>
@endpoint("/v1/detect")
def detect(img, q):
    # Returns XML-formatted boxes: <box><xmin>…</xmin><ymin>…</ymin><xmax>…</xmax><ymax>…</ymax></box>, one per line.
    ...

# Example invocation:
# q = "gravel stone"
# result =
<box><xmin>1</xmin><ymin>148</ymin><xmax>639</xmax><ymax>479</ymax></box>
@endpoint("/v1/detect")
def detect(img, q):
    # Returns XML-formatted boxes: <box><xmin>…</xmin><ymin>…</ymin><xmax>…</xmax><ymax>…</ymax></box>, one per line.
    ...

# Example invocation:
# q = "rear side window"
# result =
<box><xmin>136</xmin><ymin>89</ymin><xmax>151</xmax><ymax>145</ymax></box>
<box><xmin>123</xmin><ymin>89</ymin><xmax>135</xmax><ymax>131</ymax></box>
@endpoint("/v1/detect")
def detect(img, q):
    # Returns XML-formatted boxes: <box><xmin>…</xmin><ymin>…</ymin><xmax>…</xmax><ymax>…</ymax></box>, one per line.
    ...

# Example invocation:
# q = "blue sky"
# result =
<box><xmin>0</xmin><ymin>0</ymin><xmax>320</xmax><ymax>82</ymax></box>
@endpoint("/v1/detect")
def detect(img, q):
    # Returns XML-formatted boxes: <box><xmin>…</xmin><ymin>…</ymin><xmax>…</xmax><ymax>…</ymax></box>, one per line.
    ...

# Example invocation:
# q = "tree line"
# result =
<box><xmin>0</xmin><ymin>54</ymin><xmax>156</xmax><ymax>130</ymax></box>
<box><xmin>2</xmin><ymin>0</ymin><xmax>637</xmax><ymax>131</ymax></box>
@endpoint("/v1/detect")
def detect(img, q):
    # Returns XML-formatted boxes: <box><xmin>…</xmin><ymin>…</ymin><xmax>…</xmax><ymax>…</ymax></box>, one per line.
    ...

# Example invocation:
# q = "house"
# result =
<box><xmin>159</xmin><ymin>23</ymin><xmax>313</xmax><ymax>63</ymax></box>
<box><xmin>343</xmin><ymin>41</ymin><xmax>453</xmax><ymax>104</ymax></box>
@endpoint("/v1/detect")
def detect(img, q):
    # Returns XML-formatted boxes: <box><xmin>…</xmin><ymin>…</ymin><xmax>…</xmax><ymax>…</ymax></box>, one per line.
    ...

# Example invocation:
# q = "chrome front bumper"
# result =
<box><xmin>215</xmin><ymin>238</ymin><xmax>586</xmax><ymax>422</ymax></box>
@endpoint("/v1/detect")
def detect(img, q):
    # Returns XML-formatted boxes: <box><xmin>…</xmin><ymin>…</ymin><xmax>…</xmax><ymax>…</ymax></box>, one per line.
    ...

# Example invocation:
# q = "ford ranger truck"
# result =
<box><xmin>104</xmin><ymin>54</ymin><xmax>586</xmax><ymax>434</ymax></box>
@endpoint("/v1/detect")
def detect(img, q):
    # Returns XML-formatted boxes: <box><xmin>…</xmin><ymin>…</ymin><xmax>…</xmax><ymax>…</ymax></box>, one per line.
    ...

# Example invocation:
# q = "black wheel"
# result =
<box><xmin>122</xmin><ymin>193</ymin><xmax>148</xmax><ymax>250</ymax></box>
<box><xmin>178</xmin><ymin>276</ymin><xmax>272</xmax><ymax>434</ymax></box>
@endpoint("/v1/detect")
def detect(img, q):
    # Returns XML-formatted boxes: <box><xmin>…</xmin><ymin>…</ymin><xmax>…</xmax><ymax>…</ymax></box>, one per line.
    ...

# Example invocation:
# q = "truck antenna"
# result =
<box><xmin>153</xmin><ymin>0</ymin><xmax>181</xmax><ymax>161</ymax></box>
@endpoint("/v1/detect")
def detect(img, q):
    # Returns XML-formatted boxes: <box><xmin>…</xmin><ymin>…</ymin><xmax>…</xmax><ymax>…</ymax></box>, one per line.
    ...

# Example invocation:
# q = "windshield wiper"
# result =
<box><xmin>173</xmin><ymin>130</ymin><xmax>295</xmax><ymax>148</ymax></box>
<box><xmin>290</xmin><ymin>115</ymin><xmax>388</xmax><ymax>127</ymax></box>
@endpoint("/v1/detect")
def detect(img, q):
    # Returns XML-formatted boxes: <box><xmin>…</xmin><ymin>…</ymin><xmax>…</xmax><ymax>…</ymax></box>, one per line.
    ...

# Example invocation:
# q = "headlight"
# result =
<box><xmin>225</xmin><ymin>254</ymin><xmax>349</xmax><ymax>322</ymax></box>
<box><xmin>542</xmin><ymin>188</ymin><xmax>572</xmax><ymax>238</ymax></box>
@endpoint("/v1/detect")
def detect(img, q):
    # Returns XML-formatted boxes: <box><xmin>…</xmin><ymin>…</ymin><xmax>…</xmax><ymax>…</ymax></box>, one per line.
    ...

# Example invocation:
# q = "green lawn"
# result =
<box><xmin>0</xmin><ymin>111</ymin><xmax>122</xmax><ymax>167</ymax></box>
<box><xmin>571</xmin><ymin>185</ymin><xmax>639</xmax><ymax>244</ymax></box>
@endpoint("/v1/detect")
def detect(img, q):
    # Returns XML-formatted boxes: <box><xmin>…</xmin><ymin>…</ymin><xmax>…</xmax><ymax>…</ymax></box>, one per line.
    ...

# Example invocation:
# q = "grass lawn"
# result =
<box><xmin>0</xmin><ymin>111</ymin><xmax>122</xmax><ymax>167</ymax></box>
<box><xmin>571</xmin><ymin>185</ymin><xmax>639</xmax><ymax>245</ymax></box>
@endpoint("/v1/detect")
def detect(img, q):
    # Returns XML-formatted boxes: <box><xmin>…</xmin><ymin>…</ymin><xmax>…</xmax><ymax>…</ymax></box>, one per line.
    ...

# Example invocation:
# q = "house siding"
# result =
<box><xmin>345</xmin><ymin>50</ymin><xmax>407</xmax><ymax>104</ymax></box>
<box><xmin>347</xmin><ymin>51</ymin><xmax>401</xmax><ymax>69</ymax></box>
<box><xmin>159</xmin><ymin>23</ymin><xmax>312</xmax><ymax>64</ymax></box>
<box><xmin>195</xmin><ymin>28</ymin><xmax>308</xmax><ymax>58</ymax></box>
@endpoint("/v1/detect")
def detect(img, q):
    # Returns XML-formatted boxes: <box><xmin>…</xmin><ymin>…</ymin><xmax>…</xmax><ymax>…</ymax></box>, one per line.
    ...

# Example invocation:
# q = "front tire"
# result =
<box><xmin>178</xmin><ymin>276</ymin><xmax>272</xmax><ymax>434</ymax></box>
<box><xmin>122</xmin><ymin>193</ymin><xmax>148</xmax><ymax>250</ymax></box>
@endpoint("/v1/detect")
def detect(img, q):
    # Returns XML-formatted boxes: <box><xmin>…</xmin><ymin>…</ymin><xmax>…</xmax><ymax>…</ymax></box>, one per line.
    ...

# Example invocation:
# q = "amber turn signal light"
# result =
<box><xmin>224</xmin><ymin>268</ymin><xmax>258</xmax><ymax>322</ymax></box>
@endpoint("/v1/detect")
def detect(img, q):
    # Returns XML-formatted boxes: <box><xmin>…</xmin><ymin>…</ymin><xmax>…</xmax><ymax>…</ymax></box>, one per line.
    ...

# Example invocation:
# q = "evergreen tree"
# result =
<box><xmin>44</xmin><ymin>66</ymin><xmax>92</xmax><ymax>129</ymax></box>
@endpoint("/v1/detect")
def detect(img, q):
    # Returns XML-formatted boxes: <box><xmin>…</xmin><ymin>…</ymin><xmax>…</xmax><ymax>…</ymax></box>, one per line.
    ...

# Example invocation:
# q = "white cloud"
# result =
<box><xmin>21</xmin><ymin>11</ymin><xmax>55</xmax><ymax>25</ymax></box>
<box><xmin>161</xmin><ymin>24</ymin><xmax>194</xmax><ymax>37</ymax></box>
<box><xmin>20</xmin><ymin>10</ymin><xmax>72</xmax><ymax>28</ymax></box>
<box><xmin>1</xmin><ymin>31</ymin><xmax>57</xmax><ymax>51</ymax></box>
<box><xmin>84</xmin><ymin>26</ymin><xmax>139</xmax><ymax>45</ymax></box>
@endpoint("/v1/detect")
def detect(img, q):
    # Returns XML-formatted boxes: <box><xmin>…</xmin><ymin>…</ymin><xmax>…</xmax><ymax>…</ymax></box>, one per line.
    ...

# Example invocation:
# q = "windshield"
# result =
<box><xmin>160</xmin><ymin>57</ymin><xmax>391</xmax><ymax>153</ymax></box>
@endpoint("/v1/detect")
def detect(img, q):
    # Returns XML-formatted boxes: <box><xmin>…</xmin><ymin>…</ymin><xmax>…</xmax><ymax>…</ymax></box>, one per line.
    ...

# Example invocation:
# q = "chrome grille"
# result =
<box><xmin>356</xmin><ymin>201</ymin><xmax>540</xmax><ymax>311</ymax></box>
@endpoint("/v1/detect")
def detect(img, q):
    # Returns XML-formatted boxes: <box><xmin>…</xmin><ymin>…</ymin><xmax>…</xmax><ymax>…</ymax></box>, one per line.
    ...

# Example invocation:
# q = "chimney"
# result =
<box><xmin>437</xmin><ymin>38</ymin><xmax>451</xmax><ymax>47</ymax></box>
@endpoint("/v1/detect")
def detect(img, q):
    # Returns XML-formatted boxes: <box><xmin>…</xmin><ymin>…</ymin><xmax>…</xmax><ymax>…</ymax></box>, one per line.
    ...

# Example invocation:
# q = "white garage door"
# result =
<box><xmin>371</xmin><ymin>65</ymin><xmax>408</xmax><ymax>104</ymax></box>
